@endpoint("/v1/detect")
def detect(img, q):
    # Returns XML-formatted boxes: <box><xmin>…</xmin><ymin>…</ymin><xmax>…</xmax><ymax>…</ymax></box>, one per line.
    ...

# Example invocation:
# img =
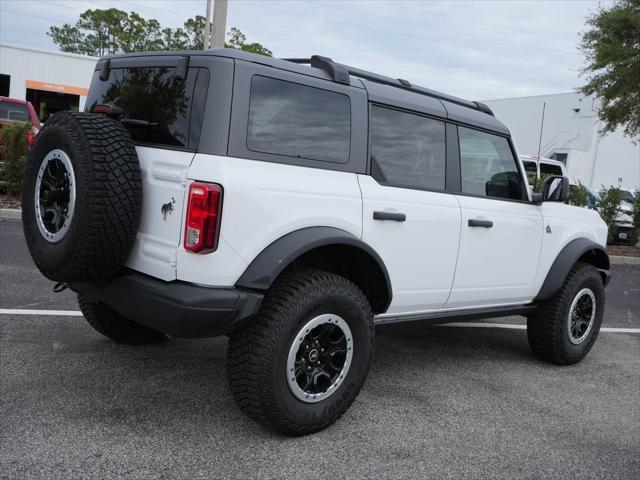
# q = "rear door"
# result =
<box><xmin>84</xmin><ymin>62</ymin><xmax>210</xmax><ymax>280</ymax></box>
<box><xmin>447</xmin><ymin>127</ymin><xmax>543</xmax><ymax>308</ymax></box>
<box><xmin>359</xmin><ymin>105</ymin><xmax>461</xmax><ymax>315</ymax></box>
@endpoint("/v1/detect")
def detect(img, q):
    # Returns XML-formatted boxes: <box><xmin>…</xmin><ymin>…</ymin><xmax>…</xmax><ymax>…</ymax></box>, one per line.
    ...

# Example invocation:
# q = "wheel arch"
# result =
<box><xmin>236</xmin><ymin>227</ymin><xmax>392</xmax><ymax>314</ymax></box>
<box><xmin>534</xmin><ymin>238</ymin><xmax>610</xmax><ymax>302</ymax></box>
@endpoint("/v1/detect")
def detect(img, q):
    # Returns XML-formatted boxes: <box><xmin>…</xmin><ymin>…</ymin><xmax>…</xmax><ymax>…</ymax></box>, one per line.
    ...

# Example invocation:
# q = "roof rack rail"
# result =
<box><xmin>283</xmin><ymin>56</ymin><xmax>494</xmax><ymax>116</ymax></box>
<box><xmin>286</xmin><ymin>56</ymin><xmax>351</xmax><ymax>85</ymax></box>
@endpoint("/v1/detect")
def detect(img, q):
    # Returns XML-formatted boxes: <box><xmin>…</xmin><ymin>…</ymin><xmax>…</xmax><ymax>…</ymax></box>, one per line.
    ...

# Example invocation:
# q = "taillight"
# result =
<box><xmin>184</xmin><ymin>182</ymin><xmax>223</xmax><ymax>253</ymax></box>
<box><xmin>27</xmin><ymin>130</ymin><xmax>36</xmax><ymax>146</ymax></box>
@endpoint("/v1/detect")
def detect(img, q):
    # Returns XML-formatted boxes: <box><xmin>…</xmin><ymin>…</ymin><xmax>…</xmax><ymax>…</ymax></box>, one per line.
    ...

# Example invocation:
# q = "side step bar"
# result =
<box><xmin>374</xmin><ymin>304</ymin><xmax>537</xmax><ymax>327</ymax></box>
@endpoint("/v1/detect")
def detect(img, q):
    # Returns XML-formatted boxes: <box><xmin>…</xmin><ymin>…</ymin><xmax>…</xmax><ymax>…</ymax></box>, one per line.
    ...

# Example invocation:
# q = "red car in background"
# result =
<box><xmin>0</xmin><ymin>96</ymin><xmax>42</xmax><ymax>149</ymax></box>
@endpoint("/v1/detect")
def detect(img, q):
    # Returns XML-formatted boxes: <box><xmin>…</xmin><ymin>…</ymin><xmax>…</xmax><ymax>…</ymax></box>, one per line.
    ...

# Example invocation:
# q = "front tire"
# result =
<box><xmin>527</xmin><ymin>262</ymin><xmax>605</xmax><ymax>365</ymax></box>
<box><xmin>227</xmin><ymin>269</ymin><xmax>374</xmax><ymax>436</ymax></box>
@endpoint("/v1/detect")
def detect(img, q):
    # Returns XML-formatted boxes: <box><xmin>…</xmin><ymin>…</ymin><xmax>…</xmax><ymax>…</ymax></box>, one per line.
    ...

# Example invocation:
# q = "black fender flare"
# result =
<box><xmin>236</xmin><ymin>227</ymin><xmax>392</xmax><ymax>310</ymax></box>
<box><xmin>534</xmin><ymin>238</ymin><xmax>610</xmax><ymax>301</ymax></box>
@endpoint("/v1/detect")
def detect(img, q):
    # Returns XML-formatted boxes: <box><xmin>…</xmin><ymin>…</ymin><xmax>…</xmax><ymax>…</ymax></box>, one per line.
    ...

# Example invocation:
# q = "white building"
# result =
<box><xmin>0</xmin><ymin>43</ymin><xmax>97</xmax><ymax>120</ymax></box>
<box><xmin>485</xmin><ymin>92</ymin><xmax>640</xmax><ymax>192</ymax></box>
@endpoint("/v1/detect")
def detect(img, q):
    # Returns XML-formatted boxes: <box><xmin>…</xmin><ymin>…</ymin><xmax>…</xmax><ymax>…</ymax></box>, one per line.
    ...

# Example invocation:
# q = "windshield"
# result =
<box><xmin>0</xmin><ymin>101</ymin><xmax>29</xmax><ymax>123</ymax></box>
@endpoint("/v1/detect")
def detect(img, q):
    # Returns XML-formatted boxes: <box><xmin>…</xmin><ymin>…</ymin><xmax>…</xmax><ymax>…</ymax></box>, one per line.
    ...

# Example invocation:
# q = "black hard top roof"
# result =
<box><xmin>97</xmin><ymin>48</ymin><xmax>510</xmax><ymax>135</ymax></box>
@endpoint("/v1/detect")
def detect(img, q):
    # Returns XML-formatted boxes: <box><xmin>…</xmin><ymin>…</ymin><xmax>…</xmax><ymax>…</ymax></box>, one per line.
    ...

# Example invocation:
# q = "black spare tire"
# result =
<box><xmin>22</xmin><ymin>111</ymin><xmax>142</xmax><ymax>282</ymax></box>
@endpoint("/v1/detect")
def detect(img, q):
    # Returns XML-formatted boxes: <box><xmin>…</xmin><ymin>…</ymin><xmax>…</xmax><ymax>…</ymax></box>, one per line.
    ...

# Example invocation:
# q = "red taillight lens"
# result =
<box><xmin>27</xmin><ymin>131</ymin><xmax>36</xmax><ymax>145</ymax></box>
<box><xmin>184</xmin><ymin>182</ymin><xmax>223</xmax><ymax>253</ymax></box>
<box><xmin>92</xmin><ymin>103</ymin><xmax>113</xmax><ymax>114</ymax></box>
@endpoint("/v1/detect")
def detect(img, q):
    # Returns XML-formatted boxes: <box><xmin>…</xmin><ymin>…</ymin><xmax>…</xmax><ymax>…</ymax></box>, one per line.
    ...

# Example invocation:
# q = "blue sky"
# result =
<box><xmin>0</xmin><ymin>0</ymin><xmax>611</xmax><ymax>99</ymax></box>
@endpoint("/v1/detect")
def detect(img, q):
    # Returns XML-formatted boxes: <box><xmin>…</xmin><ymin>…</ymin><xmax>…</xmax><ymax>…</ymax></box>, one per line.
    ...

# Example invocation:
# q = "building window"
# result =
<box><xmin>549</xmin><ymin>152</ymin><xmax>568</xmax><ymax>164</ymax></box>
<box><xmin>0</xmin><ymin>74</ymin><xmax>9</xmax><ymax>97</ymax></box>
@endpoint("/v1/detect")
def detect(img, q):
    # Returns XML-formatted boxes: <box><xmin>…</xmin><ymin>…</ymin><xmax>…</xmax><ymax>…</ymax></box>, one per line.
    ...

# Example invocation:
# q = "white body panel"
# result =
<box><xmin>125</xmin><ymin>146</ymin><xmax>194</xmax><ymax>281</ymax></box>
<box><xmin>446</xmin><ymin>196</ymin><xmax>544</xmax><ymax>308</ymax></box>
<box><xmin>126</xmin><ymin>152</ymin><xmax>607</xmax><ymax>313</ymax></box>
<box><xmin>178</xmin><ymin>155</ymin><xmax>363</xmax><ymax>287</ymax></box>
<box><xmin>358</xmin><ymin>175</ymin><xmax>461</xmax><ymax>314</ymax></box>
<box><xmin>533</xmin><ymin>203</ymin><xmax>607</xmax><ymax>294</ymax></box>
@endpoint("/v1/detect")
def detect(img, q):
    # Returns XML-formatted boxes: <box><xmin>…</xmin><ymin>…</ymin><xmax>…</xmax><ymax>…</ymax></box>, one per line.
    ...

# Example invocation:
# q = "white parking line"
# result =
<box><xmin>0</xmin><ymin>308</ymin><xmax>83</xmax><ymax>316</ymax></box>
<box><xmin>0</xmin><ymin>309</ymin><xmax>639</xmax><ymax>333</ymax></box>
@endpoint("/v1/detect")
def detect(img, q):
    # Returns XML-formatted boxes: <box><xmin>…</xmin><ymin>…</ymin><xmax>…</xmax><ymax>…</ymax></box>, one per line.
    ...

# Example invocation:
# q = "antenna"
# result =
<box><xmin>536</xmin><ymin>101</ymin><xmax>546</xmax><ymax>173</ymax></box>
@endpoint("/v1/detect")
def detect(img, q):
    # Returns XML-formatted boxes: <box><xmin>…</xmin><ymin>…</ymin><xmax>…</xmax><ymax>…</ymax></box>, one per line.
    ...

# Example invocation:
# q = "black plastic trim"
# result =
<box><xmin>373</xmin><ymin>211</ymin><xmax>406</xmax><ymax>222</ymax></box>
<box><xmin>468</xmin><ymin>219</ymin><xmax>493</xmax><ymax>228</ymax></box>
<box><xmin>375</xmin><ymin>304</ymin><xmax>537</xmax><ymax>327</ymax></box>
<box><xmin>534</xmin><ymin>238</ymin><xmax>610</xmax><ymax>301</ymax></box>
<box><xmin>236</xmin><ymin>226</ymin><xmax>392</xmax><ymax>310</ymax></box>
<box><xmin>445</xmin><ymin>122</ymin><xmax>461</xmax><ymax>192</ymax></box>
<box><xmin>99</xmin><ymin>59</ymin><xmax>110</xmax><ymax>81</ymax></box>
<box><xmin>175</xmin><ymin>56</ymin><xmax>189</xmax><ymax>79</ymax></box>
<box><xmin>70</xmin><ymin>271</ymin><xmax>263</xmax><ymax>338</ymax></box>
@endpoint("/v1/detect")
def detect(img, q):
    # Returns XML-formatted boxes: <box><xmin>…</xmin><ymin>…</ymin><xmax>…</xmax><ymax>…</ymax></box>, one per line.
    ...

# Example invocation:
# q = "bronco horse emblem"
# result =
<box><xmin>161</xmin><ymin>197</ymin><xmax>175</xmax><ymax>221</ymax></box>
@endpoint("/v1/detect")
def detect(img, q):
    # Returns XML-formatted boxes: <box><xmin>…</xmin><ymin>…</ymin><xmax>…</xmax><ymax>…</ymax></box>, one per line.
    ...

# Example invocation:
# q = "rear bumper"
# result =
<box><xmin>70</xmin><ymin>271</ymin><xmax>263</xmax><ymax>338</ymax></box>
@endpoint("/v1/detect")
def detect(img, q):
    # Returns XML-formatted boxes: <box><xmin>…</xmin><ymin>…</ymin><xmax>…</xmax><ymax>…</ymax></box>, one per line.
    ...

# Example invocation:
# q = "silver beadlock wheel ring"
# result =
<box><xmin>34</xmin><ymin>149</ymin><xmax>76</xmax><ymax>243</ymax></box>
<box><xmin>286</xmin><ymin>314</ymin><xmax>353</xmax><ymax>403</ymax></box>
<box><xmin>567</xmin><ymin>288</ymin><xmax>596</xmax><ymax>345</ymax></box>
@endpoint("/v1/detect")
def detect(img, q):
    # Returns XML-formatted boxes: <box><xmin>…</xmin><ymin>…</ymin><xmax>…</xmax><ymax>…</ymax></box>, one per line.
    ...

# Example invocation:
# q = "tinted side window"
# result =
<box><xmin>86</xmin><ymin>67</ymin><xmax>203</xmax><ymax>149</ymax></box>
<box><xmin>370</xmin><ymin>105</ymin><xmax>446</xmax><ymax>191</ymax></box>
<box><xmin>247</xmin><ymin>76</ymin><xmax>351</xmax><ymax>163</ymax></box>
<box><xmin>459</xmin><ymin>127</ymin><xmax>524</xmax><ymax>200</ymax></box>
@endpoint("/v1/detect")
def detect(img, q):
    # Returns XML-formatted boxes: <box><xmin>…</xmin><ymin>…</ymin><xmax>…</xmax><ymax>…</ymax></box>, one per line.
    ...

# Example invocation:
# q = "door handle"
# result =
<box><xmin>468</xmin><ymin>218</ymin><xmax>493</xmax><ymax>228</ymax></box>
<box><xmin>373</xmin><ymin>211</ymin><xmax>406</xmax><ymax>222</ymax></box>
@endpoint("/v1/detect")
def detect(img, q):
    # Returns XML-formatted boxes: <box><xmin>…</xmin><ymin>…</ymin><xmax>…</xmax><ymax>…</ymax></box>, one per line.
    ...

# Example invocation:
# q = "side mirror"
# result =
<box><xmin>541</xmin><ymin>175</ymin><xmax>570</xmax><ymax>203</ymax></box>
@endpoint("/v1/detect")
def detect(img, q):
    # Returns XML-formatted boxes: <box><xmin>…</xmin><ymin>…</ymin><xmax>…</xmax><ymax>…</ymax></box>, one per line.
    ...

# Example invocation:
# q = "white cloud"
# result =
<box><xmin>0</xmin><ymin>0</ymin><xmax>611</xmax><ymax>99</ymax></box>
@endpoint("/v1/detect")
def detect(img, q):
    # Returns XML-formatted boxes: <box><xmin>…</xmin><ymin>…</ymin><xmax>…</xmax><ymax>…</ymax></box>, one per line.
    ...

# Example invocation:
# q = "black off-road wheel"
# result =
<box><xmin>22</xmin><ymin>111</ymin><xmax>141</xmax><ymax>282</ymax></box>
<box><xmin>227</xmin><ymin>269</ymin><xmax>374</xmax><ymax>436</ymax></box>
<box><xmin>527</xmin><ymin>262</ymin><xmax>605</xmax><ymax>365</ymax></box>
<box><xmin>78</xmin><ymin>294</ymin><xmax>166</xmax><ymax>345</ymax></box>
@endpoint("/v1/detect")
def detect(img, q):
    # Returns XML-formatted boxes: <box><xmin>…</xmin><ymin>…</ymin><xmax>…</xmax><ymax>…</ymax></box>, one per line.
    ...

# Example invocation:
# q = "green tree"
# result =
<box><xmin>598</xmin><ymin>185</ymin><xmax>623</xmax><ymax>241</ymax></box>
<box><xmin>48</xmin><ymin>9</ymin><xmax>272</xmax><ymax>57</ymax></box>
<box><xmin>0</xmin><ymin>122</ymin><xmax>31</xmax><ymax>196</ymax></box>
<box><xmin>227</xmin><ymin>27</ymin><xmax>273</xmax><ymax>56</ymax></box>
<box><xmin>579</xmin><ymin>0</ymin><xmax>640</xmax><ymax>138</ymax></box>
<box><xmin>568</xmin><ymin>181</ymin><xmax>590</xmax><ymax>207</ymax></box>
<box><xmin>631</xmin><ymin>190</ymin><xmax>640</xmax><ymax>243</ymax></box>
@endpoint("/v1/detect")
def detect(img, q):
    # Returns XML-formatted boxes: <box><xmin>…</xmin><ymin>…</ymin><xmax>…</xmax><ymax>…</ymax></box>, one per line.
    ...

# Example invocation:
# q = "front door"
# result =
<box><xmin>446</xmin><ymin>126</ymin><xmax>543</xmax><ymax>308</ymax></box>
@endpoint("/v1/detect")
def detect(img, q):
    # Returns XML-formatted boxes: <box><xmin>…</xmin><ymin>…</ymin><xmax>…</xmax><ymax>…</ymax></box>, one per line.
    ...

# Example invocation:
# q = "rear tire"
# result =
<box><xmin>22</xmin><ymin>111</ymin><xmax>142</xmax><ymax>282</ymax></box>
<box><xmin>527</xmin><ymin>262</ymin><xmax>605</xmax><ymax>365</ymax></box>
<box><xmin>78</xmin><ymin>294</ymin><xmax>166</xmax><ymax>345</ymax></box>
<box><xmin>227</xmin><ymin>269</ymin><xmax>374</xmax><ymax>436</ymax></box>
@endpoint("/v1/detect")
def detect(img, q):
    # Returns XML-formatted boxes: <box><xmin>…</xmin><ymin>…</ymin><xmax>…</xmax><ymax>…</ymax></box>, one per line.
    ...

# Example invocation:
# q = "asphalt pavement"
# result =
<box><xmin>1</xmin><ymin>217</ymin><xmax>639</xmax><ymax>479</ymax></box>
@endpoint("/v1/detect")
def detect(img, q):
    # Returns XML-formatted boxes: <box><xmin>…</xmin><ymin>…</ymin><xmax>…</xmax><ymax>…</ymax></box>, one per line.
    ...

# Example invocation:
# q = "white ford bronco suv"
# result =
<box><xmin>22</xmin><ymin>50</ymin><xmax>610</xmax><ymax>436</ymax></box>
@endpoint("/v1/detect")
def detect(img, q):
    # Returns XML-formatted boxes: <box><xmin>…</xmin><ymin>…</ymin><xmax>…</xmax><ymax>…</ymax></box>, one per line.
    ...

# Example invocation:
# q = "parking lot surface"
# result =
<box><xmin>1</xmin><ymin>218</ymin><xmax>639</xmax><ymax>479</ymax></box>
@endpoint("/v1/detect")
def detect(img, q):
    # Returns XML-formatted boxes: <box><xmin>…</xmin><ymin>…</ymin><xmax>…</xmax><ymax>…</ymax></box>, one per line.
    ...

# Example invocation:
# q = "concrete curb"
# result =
<box><xmin>610</xmin><ymin>255</ymin><xmax>640</xmax><ymax>265</ymax></box>
<box><xmin>0</xmin><ymin>208</ymin><xmax>21</xmax><ymax>220</ymax></box>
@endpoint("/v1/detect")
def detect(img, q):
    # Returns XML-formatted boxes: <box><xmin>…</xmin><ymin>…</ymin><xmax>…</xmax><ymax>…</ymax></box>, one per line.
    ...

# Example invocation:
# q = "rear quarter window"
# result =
<box><xmin>85</xmin><ymin>66</ymin><xmax>209</xmax><ymax>149</ymax></box>
<box><xmin>246</xmin><ymin>75</ymin><xmax>351</xmax><ymax>164</ymax></box>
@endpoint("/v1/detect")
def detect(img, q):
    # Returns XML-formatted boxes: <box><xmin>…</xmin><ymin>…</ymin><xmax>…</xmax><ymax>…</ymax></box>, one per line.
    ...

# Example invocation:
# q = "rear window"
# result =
<box><xmin>0</xmin><ymin>102</ymin><xmax>29</xmax><ymax>123</ymax></box>
<box><xmin>247</xmin><ymin>76</ymin><xmax>351</xmax><ymax>163</ymax></box>
<box><xmin>540</xmin><ymin>163</ymin><xmax>563</xmax><ymax>176</ymax></box>
<box><xmin>85</xmin><ymin>66</ymin><xmax>209</xmax><ymax>149</ymax></box>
